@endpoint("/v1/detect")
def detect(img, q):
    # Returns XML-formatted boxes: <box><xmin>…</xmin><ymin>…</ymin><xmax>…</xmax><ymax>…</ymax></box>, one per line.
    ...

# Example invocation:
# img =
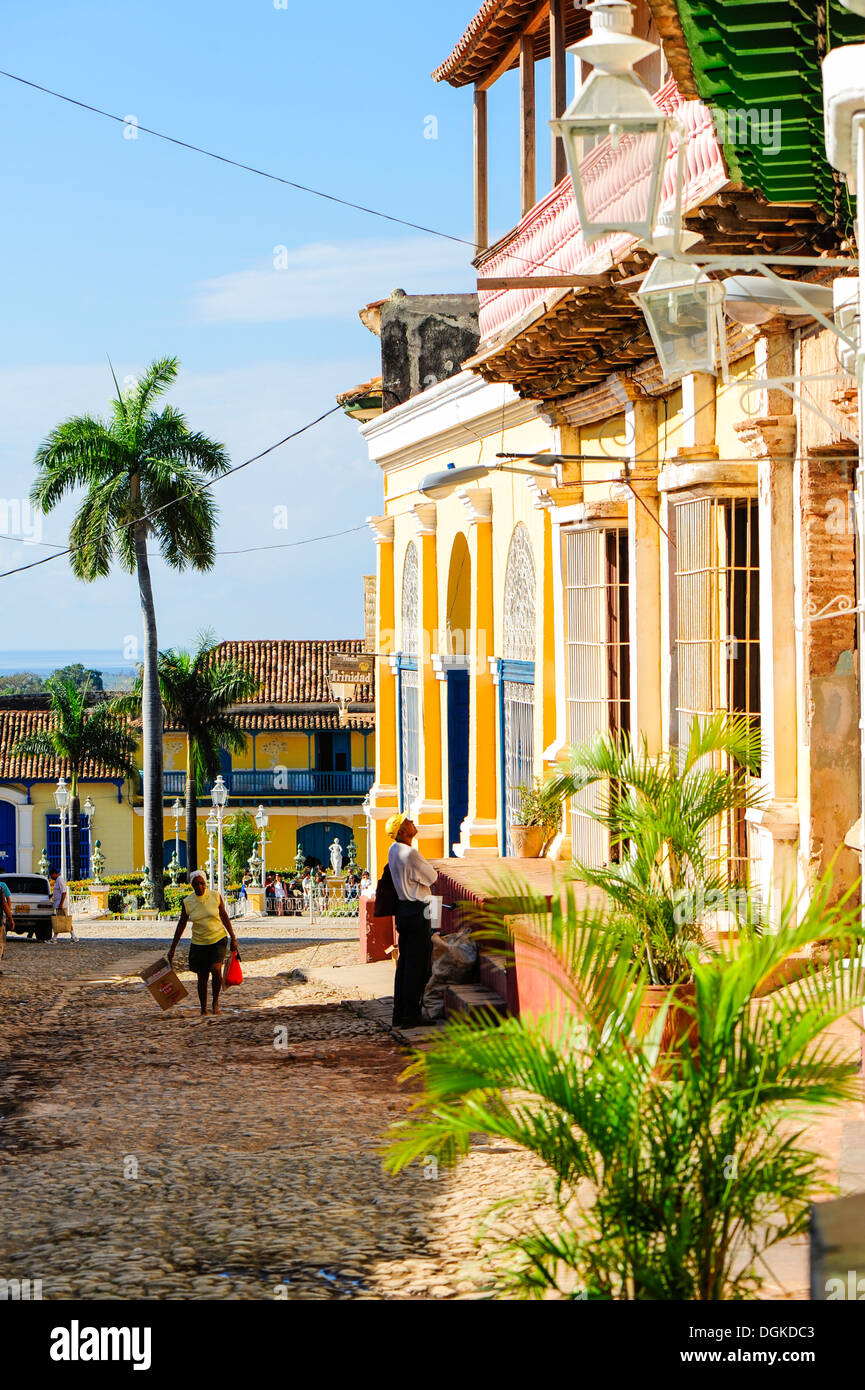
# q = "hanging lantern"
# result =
<box><xmin>550</xmin><ymin>0</ymin><xmax>676</xmax><ymax>247</ymax></box>
<box><xmin>635</xmin><ymin>258</ymin><xmax>726</xmax><ymax>380</ymax></box>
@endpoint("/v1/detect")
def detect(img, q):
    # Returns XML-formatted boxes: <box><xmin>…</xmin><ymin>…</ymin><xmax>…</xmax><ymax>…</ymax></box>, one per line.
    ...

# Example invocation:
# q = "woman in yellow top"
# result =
<box><xmin>167</xmin><ymin>870</ymin><xmax>241</xmax><ymax>1016</ymax></box>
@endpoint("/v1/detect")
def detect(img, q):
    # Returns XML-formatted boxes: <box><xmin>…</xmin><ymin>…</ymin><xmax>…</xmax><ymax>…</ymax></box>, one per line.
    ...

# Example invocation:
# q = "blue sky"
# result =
<box><xmin>0</xmin><ymin>0</ymin><xmax>567</xmax><ymax>658</ymax></box>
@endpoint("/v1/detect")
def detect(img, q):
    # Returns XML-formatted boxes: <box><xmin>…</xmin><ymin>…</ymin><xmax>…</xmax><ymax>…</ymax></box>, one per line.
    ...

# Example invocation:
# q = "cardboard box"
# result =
<box><xmin>138</xmin><ymin>956</ymin><xmax>188</xmax><ymax>1011</ymax></box>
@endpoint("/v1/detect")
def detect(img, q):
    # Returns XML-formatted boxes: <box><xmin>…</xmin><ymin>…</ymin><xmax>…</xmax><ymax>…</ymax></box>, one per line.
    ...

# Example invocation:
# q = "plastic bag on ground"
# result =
<box><xmin>422</xmin><ymin>928</ymin><xmax>478</xmax><ymax>1020</ymax></box>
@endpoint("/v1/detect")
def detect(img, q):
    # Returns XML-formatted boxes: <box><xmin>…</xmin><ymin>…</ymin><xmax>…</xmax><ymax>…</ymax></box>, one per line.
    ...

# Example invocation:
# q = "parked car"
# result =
<box><xmin>0</xmin><ymin>873</ymin><xmax>54</xmax><ymax>941</ymax></box>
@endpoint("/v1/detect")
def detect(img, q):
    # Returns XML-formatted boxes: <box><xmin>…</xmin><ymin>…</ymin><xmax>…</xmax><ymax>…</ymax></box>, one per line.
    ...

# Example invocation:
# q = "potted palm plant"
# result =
<box><xmin>510</xmin><ymin>778</ymin><xmax>562</xmax><ymax>859</ymax></box>
<box><xmin>546</xmin><ymin>713</ymin><xmax>763</xmax><ymax>981</ymax></box>
<box><xmin>543</xmin><ymin>713</ymin><xmax>763</xmax><ymax>1049</ymax></box>
<box><xmin>385</xmin><ymin>877</ymin><xmax>865</xmax><ymax>1300</ymax></box>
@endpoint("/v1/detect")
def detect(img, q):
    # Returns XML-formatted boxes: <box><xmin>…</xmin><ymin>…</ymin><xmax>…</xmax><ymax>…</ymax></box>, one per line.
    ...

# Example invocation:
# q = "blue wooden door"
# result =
<box><xmin>296</xmin><ymin>821</ymin><xmax>352</xmax><ymax>869</ymax></box>
<box><xmin>446</xmin><ymin>670</ymin><xmax>470</xmax><ymax>855</ymax></box>
<box><xmin>0</xmin><ymin>802</ymin><xmax>16</xmax><ymax>873</ymax></box>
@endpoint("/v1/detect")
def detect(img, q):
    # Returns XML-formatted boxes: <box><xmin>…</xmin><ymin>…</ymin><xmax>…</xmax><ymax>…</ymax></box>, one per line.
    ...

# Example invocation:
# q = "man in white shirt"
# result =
<box><xmin>385</xmin><ymin>813</ymin><xmax>438</xmax><ymax>1028</ymax></box>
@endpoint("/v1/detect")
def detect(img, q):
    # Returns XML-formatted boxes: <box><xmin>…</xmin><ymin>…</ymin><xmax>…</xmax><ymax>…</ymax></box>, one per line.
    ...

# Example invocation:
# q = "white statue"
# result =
<box><xmin>329</xmin><ymin>839</ymin><xmax>344</xmax><ymax>875</ymax></box>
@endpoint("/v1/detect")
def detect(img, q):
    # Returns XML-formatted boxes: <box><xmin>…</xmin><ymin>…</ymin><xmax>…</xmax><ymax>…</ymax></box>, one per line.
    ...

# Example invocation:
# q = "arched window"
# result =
<box><xmin>501</xmin><ymin>524</ymin><xmax>537</xmax><ymax>853</ymax></box>
<box><xmin>503</xmin><ymin>523</ymin><xmax>536</xmax><ymax>662</ymax></box>
<box><xmin>399</xmin><ymin>542</ymin><xmax>420</xmax><ymax>811</ymax></box>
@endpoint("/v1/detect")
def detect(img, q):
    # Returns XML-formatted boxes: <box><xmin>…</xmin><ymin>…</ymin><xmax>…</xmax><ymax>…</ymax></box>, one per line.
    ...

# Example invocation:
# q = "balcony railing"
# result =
<box><xmin>476</xmin><ymin>80</ymin><xmax>726</xmax><ymax>342</ymax></box>
<box><xmin>142</xmin><ymin>769</ymin><xmax>374</xmax><ymax>799</ymax></box>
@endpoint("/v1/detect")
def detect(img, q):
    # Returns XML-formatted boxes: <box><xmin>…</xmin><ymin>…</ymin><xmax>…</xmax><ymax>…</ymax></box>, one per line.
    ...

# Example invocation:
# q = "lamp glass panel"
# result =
<box><xmin>638</xmin><ymin>267</ymin><xmax>716</xmax><ymax>379</ymax></box>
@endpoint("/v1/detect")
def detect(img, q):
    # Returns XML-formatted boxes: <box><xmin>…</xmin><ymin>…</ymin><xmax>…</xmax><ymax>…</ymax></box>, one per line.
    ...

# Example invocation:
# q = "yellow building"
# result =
<box><xmin>346</xmin><ymin>0</ymin><xmax>859</xmax><ymax>930</ymax></box>
<box><xmin>0</xmin><ymin>639</ymin><xmax>374</xmax><ymax>879</ymax></box>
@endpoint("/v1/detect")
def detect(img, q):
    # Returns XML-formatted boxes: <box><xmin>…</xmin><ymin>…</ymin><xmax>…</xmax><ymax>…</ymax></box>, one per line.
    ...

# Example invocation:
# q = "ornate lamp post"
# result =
<box><xmin>255</xmin><ymin>804</ymin><xmax>268</xmax><ymax>889</ymax></box>
<box><xmin>210</xmin><ymin>774</ymin><xmax>229</xmax><ymax>897</ymax></box>
<box><xmin>205</xmin><ymin>811</ymin><xmax>218</xmax><ymax>891</ymax></box>
<box><xmin>82</xmin><ymin>795</ymin><xmax>96</xmax><ymax>879</ymax></box>
<box><xmin>171</xmin><ymin>797</ymin><xmax>183</xmax><ymax>864</ymax></box>
<box><xmin>54</xmin><ymin>777</ymin><xmax>70</xmax><ymax>883</ymax></box>
<box><xmin>38</xmin><ymin>847</ymin><xmax>50</xmax><ymax>877</ymax></box>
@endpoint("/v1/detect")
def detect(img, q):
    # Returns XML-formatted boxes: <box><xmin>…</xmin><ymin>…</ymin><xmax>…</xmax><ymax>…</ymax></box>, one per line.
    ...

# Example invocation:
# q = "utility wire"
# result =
<box><xmin>0</xmin><ymin>404</ymin><xmax>343</xmax><ymax>582</ymax></box>
<box><xmin>0</xmin><ymin>68</ymin><xmax>599</xmax><ymax>279</ymax></box>
<box><xmin>0</xmin><ymin>69</ymin><xmax>475</xmax><ymax>249</ymax></box>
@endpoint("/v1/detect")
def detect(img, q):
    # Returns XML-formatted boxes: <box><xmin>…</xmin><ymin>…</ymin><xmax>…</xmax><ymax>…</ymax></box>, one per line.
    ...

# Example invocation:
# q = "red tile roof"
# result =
<box><xmin>433</xmin><ymin>0</ymin><xmax>588</xmax><ymax>88</ymax></box>
<box><xmin>0</xmin><ymin>706</ymin><xmax>128</xmax><ymax>781</ymax></box>
<box><xmin>212</xmin><ymin>639</ymin><xmax>374</xmax><ymax>707</ymax></box>
<box><xmin>0</xmin><ymin>642</ymin><xmax>375</xmax><ymax>780</ymax></box>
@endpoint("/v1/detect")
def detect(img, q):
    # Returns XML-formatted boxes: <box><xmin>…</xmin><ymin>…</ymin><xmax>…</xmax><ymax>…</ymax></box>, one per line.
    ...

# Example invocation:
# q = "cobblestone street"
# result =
<box><xmin>0</xmin><ymin>923</ymin><xmax>542</xmax><ymax>1301</ymax></box>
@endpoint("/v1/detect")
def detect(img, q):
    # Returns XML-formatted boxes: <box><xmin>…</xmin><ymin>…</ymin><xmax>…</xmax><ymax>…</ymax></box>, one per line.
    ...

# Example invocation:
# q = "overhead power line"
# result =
<box><xmin>0</xmin><ymin>403</ymin><xmax>344</xmax><ymax>582</ymax></box>
<box><xmin>0</xmin><ymin>69</ymin><xmax>475</xmax><ymax>250</ymax></box>
<box><xmin>0</xmin><ymin>69</ymin><xmax>573</xmax><ymax>277</ymax></box>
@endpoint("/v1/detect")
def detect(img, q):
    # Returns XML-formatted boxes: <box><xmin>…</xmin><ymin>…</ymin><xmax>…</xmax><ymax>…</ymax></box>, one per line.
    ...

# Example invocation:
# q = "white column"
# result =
<box><xmin>738</xmin><ymin>330</ymin><xmax>799</xmax><ymax>925</ymax></box>
<box><xmin>625</xmin><ymin>397</ymin><xmax>662</xmax><ymax>755</ymax></box>
<box><xmin>18</xmin><ymin>803</ymin><xmax>34</xmax><ymax>873</ymax></box>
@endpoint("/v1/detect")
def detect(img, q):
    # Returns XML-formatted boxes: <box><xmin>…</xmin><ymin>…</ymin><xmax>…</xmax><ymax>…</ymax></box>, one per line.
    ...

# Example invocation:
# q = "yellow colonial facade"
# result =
<box><xmin>362</xmin><ymin>370</ymin><xmax>560</xmax><ymax>873</ymax></box>
<box><xmin>0</xmin><ymin>640</ymin><xmax>375</xmax><ymax>879</ymax></box>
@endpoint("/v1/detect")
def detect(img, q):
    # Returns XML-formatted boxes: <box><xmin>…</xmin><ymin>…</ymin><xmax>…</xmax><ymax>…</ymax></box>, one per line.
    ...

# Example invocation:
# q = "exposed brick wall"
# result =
<box><xmin>801</xmin><ymin>445</ymin><xmax>857</xmax><ymax>679</ymax></box>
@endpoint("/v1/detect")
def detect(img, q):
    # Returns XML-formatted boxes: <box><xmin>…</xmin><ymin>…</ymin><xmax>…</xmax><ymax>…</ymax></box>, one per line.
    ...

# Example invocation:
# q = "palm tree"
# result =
<box><xmin>385</xmin><ymin>875</ymin><xmax>865</xmax><ymax>1300</ymax></box>
<box><xmin>545</xmin><ymin>713</ymin><xmax>764</xmax><ymax>985</ymax></box>
<box><xmin>116</xmin><ymin>631</ymin><xmax>259</xmax><ymax>870</ymax></box>
<box><xmin>31</xmin><ymin>358</ymin><xmax>230</xmax><ymax>905</ymax></box>
<box><xmin>13</xmin><ymin>677</ymin><xmax>138</xmax><ymax>880</ymax></box>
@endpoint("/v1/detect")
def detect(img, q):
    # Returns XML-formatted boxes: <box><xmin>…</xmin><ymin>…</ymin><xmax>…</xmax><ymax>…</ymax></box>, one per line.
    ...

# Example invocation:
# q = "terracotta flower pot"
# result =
<box><xmin>510</xmin><ymin>825</ymin><xmax>545</xmax><ymax>858</ymax></box>
<box><xmin>635</xmin><ymin>981</ymin><xmax>698</xmax><ymax>1067</ymax></box>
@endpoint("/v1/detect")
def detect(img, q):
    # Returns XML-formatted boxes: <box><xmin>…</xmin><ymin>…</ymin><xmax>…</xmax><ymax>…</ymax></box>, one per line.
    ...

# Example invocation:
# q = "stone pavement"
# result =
<box><xmin>0</xmin><ymin>924</ymin><xmax>546</xmax><ymax>1301</ymax></box>
<box><xmin>2</xmin><ymin>920</ymin><xmax>864</xmax><ymax>1300</ymax></box>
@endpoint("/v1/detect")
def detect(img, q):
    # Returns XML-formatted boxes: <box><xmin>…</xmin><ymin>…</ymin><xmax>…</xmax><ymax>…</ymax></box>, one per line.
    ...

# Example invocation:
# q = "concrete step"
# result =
<box><xmin>444</xmin><ymin>983</ymin><xmax>508</xmax><ymax>1021</ymax></box>
<box><xmin>478</xmin><ymin>950</ymin><xmax>509</xmax><ymax>1003</ymax></box>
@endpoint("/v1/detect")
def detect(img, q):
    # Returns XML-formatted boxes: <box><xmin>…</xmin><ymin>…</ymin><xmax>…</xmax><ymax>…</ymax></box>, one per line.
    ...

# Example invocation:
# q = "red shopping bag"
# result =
<box><xmin>224</xmin><ymin>950</ymin><xmax>243</xmax><ymax>987</ymax></box>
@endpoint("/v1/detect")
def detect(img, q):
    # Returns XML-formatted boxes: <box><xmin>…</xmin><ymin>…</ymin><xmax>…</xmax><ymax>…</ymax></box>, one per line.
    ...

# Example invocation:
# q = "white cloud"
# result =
<box><xmin>191</xmin><ymin>235</ymin><xmax>475</xmax><ymax>323</ymax></box>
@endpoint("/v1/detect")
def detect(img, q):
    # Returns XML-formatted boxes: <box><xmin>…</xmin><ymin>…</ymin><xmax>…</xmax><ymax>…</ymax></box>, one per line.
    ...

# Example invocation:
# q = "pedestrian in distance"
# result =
<box><xmin>385</xmin><ymin>813</ymin><xmax>438</xmax><ymax>1029</ymax></box>
<box><xmin>48</xmin><ymin>867</ymin><xmax>69</xmax><ymax>942</ymax></box>
<box><xmin>273</xmin><ymin>873</ymin><xmax>287</xmax><ymax>916</ymax></box>
<box><xmin>167</xmin><ymin>869</ymin><xmax>241</xmax><ymax>1017</ymax></box>
<box><xmin>0</xmin><ymin>879</ymin><xmax>14</xmax><ymax>975</ymax></box>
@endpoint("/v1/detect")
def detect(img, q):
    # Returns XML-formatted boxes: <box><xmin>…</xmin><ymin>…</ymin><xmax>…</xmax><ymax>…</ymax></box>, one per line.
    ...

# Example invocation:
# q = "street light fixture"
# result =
<box><xmin>635</xmin><ymin>258</ymin><xmax>727</xmax><ymax>381</ymax></box>
<box><xmin>419</xmin><ymin>457</ymin><xmax>558</xmax><ymax>501</ymax></box>
<box><xmin>171</xmin><ymin>797</ymin><xmax>183</xmax><ymax>867</ymax></box>
<box><xmin>82</xmin><ymin>795</ymin><xmax>95</xmax><ymax>879</ymax></box>
<box><xmin>255</xmin><ymin>804</ymin><xmax>269</xmax><ymax>890</ymax></box>
<box><xmin>54</xmin><ymin>776</ymin><xmax>70</xmax><ymax>884</ymax></box>
<box><xmin>205</xmin><ymin>811</ymin><xmax>218</xmax><ymax>891</ymax></box>
<box><xmin>549</xmin><ymin>0</ymin><xmax>678</xmax><ymax>248</ymax></box>
<box><xmin>210</xmin><ymin>775</ymin><xmax>229</xmax><ymax>898</ymax></box>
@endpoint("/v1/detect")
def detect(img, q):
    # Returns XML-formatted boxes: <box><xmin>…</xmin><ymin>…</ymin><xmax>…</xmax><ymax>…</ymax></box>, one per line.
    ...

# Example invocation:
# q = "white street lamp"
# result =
<box><xmin>635</xmin><ymin>258</ymin><xmax>727</xmax><ymax>381</ymax></box>
<box><xmin>210</xmin><ymin>775</ymin><xmax>229</xmax><ymax>897</ymax></box>
<box><xmin>54</xmin><ymin>777</ymin><xmax>70</xmax><ymax>884</ymax></box>
<box><xmin>205</xmin><ymin>811</ymin><xmax>218</xmax><ymax>891</ymax></box>
<box><xmin>171</xmin><ymin>796</ymin><xmax>183</xmax><ymax>866</ymax></box>
<box><xmin>82</xmin><ymin>795</ymin><xmax>95</xmax><ymax>879</ymax></box>
<box><xmin>255</xmin><ymin>804</ymin><xmax>269</xmax><ymax>890</ymax></box>
<box><xmin>419</xmin><ymin>457</ymin><xmax>558</xmax><ymax>501</ymax></box>
<box><xmin>550</xmin><ymin>0</ymin><xmax>677</xmax><ymax>248</ymax></box>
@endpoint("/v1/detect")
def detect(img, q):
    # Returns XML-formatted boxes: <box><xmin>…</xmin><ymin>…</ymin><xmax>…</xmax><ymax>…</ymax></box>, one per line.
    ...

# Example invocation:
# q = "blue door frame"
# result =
<box><xmin>446</xmin><ymin>669</ymin><xmax>470</xmax><ymax>855</ymax></box>
<box><xmin>497</xmin><ymin>659</ymin><xmax>536</xmax><ymax>854</ymax></box>
<box><xmin>0</xmin><ymin>802</ymin><xmax>15</xmax><ymax>873</ymax></box>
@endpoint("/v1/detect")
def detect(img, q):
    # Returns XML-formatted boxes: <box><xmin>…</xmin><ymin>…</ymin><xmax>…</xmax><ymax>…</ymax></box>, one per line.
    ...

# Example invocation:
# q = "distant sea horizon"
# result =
<box><xmin>0</xmin><ymin>650</ymin><xmax>139</xmax><ymax>689</ymax></box>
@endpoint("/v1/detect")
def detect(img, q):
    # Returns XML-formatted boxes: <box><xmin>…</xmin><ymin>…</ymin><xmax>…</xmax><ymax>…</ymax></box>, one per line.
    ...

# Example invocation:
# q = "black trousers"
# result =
<box><xmin>393</xmin><ymin>900</ymin><xmax>432</xmax><ymax>1027</ymax></box>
